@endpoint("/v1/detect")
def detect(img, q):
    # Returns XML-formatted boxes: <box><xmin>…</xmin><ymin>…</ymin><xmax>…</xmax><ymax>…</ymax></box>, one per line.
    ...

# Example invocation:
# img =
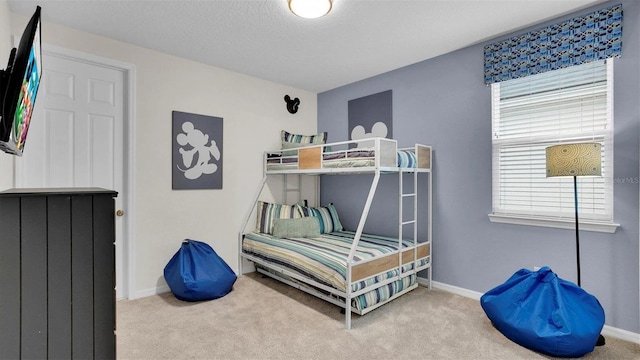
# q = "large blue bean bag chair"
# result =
<box><xmin>480</xmin><ymin>266</ymin><xmax>604</xmax><ymax>357</ymax></box>
<box><xmin>164</xmin><ymin>239</ymin><xmax>237</xmax><ymax>301</ymax></box>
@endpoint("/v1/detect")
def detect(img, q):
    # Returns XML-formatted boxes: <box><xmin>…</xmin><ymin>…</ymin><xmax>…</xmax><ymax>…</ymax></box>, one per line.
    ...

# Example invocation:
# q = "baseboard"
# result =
<box><xmin>130</xmin><ymin>284</ymin><xmax>171</xmax><ymax>300</ymax></box>
<box><xmin>601</xmin><ymin>325</ymin><xmax>640</xmax><ymax>345</ymax></box>
<box><xmin>426</xmin><ymin>280</ymin><xmax>640</xmax><ymax>345</ymax></box>
<box><xmin>430</xmin><ymin>280</ymin><xmax>483</xmax><ymax>301</ymax></box>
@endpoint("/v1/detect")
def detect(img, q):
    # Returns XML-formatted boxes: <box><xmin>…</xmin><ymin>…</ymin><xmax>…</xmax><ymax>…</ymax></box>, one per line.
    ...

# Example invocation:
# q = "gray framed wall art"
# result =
<box><xmin>172</xmin><ymin>111</ymin><xmax>223</xmax><ymax>190</ymax></box>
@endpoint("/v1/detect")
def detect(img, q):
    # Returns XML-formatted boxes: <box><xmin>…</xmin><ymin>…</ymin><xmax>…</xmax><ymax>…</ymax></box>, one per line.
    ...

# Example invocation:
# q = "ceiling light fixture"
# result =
<box><xmin>288</xmin><ymin>0</ymin><xmax>332</xmax><ymax>19</ymax></box>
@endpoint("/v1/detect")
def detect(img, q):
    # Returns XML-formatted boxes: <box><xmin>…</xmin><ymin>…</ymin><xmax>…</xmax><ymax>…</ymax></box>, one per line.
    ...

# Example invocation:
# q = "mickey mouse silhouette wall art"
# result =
<box><xmin>351</xmin><ymin>122</ymin><xmax>388</xmax><ymax>148</ymax></box>
<box><xmin>172</xmin><ymin>111</ymin><xmax>224</xmax><ymax>190</ymax></box>
<box><xmin>347</xmin><ymin>90</ymin><xmax>393</xmax><ymax>148</ymax></box>
<box><xmin>284</xmin><ymin>95</ymin><xmax>300</xmax><ymax>114</ymax></box>
<box><xmin>176</xmin><ymin>121</ymin><xmax>221</xmax><ymax>180</ymax></box>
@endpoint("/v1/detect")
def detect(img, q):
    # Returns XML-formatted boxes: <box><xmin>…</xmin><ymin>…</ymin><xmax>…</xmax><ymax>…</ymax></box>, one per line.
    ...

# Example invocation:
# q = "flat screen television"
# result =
<box><xmin>0</xmin><ymin>6</ymin><xmax>42</xmax><ymax>156</ymax></box>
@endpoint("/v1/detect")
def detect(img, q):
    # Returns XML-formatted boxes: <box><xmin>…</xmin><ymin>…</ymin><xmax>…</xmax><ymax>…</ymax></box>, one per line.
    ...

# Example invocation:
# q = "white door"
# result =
<box><xmin>14</xmin><ymin>51</ymin><xmax>127</xmax><ymax>299</ymax></box>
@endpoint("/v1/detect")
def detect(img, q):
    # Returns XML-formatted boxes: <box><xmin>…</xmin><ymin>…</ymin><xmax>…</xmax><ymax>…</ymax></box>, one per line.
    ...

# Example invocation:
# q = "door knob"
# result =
<box><xmin>116</xmin><ymin>209</ymin><xmax>124</xmax><ymax>216</ymax></box>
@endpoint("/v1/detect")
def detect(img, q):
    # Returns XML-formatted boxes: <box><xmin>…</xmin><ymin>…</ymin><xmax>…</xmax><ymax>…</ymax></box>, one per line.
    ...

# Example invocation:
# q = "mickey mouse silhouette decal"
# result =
<box><xmin>284</xmin><ymin>95</ymin><xmax>300</xmax><ymax>114</ymax></box>
<box><xmin>351</xmin><ymin>121</ymin><xmax>388</xmax><ymax>148</ymax></box>
<box><xmin>176</xmin><ymin>121</ymin><xmax>221</xmax><ymax>180</ymax></box>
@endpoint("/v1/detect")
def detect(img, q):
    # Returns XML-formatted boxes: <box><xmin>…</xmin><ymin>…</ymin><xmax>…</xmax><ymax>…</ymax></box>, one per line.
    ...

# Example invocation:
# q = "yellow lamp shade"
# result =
<box><xmin>546</xmin><ymin>143</ymin><xmax>602</xmax><ymax>177</ymax></box>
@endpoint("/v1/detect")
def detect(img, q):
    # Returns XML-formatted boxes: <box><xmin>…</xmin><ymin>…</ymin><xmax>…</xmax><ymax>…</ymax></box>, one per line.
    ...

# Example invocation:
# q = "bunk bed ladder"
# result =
<box><xmin>399</xmin><ymin>166</ymin><xmax>432</xmax><ymax>290</ymax></box>
<box><xmin>282</xmin><ymin>174</ymin><xmax>302</xmax><ymax>205</ymax></box>
<box><xmin>398</xmin><ymin>169</ymin><xmax>418</xmax><ymax>281</ymax></box>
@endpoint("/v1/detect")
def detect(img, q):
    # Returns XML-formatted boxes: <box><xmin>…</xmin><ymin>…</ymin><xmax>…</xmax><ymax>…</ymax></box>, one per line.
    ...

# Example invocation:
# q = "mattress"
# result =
<box><xmin>242</xmin><ymin>230</ymin><xmax>427</xmax><ymax>310</ymax></box>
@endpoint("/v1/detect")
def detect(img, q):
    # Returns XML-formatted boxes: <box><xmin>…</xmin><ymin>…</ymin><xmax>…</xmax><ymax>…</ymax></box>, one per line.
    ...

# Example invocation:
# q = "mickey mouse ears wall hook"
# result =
<box><xmin>284</xmin><ymin>95</ymin><xmax>300</xmax><ymax>114</ymax></box>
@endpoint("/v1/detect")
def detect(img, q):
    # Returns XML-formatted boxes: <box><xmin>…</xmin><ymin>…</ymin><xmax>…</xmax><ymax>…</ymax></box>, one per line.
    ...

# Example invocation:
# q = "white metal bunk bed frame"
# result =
<box><xmin>238</xmin><ymin>137</ymin><xmax>432</xmax><ymax>329</ymax></box>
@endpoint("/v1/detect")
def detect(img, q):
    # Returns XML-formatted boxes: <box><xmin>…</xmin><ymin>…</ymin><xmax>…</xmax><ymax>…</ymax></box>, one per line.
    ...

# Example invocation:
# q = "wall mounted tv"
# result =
<box><xmin>0</xmin><ymin>6</ymin><xmax>42</xmax><ymax>156</ymax></box>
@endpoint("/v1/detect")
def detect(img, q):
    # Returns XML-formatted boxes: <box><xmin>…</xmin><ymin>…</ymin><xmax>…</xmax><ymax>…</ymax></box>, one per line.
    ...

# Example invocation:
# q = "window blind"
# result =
<box><xmin>491</xmin><ymin>60</ymin><xmax>613</xmax><ymax>222</ymax></box>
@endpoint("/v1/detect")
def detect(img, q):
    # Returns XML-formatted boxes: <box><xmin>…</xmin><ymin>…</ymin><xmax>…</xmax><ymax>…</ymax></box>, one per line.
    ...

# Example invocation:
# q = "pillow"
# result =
<box><xmin>256</xmin><ymin>201</ymin><xmax>302</xmax><ymax>234</ymax></box>
<box><xmin>272</xmin><ymin>217</ymin><xmax>321</xmax><ymax>238</ymax></box>
<box><xmin>397</xmin><ymin>150</ymin><xmax>417</xmax><ymax>168</ymax></box>
<box><xmin>281</xmin><ymin>141</ymin><xmax>307</xmax><ymax>156</ymax></box>
<box><xmin>299</xmin><ymin>203</ymin><xmax>343</xmax><ymax>234</ymax></box>
<box><xmin>281</xmin><ymin>130</ymin><xmax>327</xmax><ymax>147</ymax></box>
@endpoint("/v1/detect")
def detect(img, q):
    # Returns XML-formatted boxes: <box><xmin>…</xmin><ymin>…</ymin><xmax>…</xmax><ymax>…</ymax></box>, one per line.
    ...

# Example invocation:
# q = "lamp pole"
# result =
<box><xmin>574</xmin><ymin>175</ymin><xmax>581</xmax><ymax>287</ymax></box>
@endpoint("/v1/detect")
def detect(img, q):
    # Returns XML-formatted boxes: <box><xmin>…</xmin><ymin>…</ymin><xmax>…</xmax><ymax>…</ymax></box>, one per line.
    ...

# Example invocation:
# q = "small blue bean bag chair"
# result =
<box><xmin>480</xmin><ymin>266</ymin><xmax>604</xmax><ymax>357</ymax></box>
<box><xmin>164</xmin><ymin>239</ymin><xmax>237</xmax><ymax>301</ymax></box>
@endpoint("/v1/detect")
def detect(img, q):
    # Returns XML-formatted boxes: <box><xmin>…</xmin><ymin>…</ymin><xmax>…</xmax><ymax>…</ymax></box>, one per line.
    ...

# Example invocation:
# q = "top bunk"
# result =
<box><xmin>264</xmin><ymin>137</ymin><xmax>431</xmax><ymax>175</ymax></box>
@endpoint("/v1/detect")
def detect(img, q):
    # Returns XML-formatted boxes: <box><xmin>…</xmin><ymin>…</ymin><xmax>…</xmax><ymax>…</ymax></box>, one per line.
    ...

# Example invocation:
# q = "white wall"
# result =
<box><xmin>0</xmin><ymin>0</ymin><xmax>14</xmax><ymax>190</ymax></box>
<box><xmin>10</xmin><ymin>13</ymin><xmax>318</xmax><ymax>298</ymax></box>
<box><xmin>0</xmin><ymin>0</ymin><xmax>8</xmax><ymax>66</ymax></box>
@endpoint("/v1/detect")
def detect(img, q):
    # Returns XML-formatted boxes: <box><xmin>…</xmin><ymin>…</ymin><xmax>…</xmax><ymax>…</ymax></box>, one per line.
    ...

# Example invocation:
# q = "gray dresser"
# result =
<box><xmin>0</xmin><ymin>188</ymin><xmax>117</xmax><ymax>359</ymax></box>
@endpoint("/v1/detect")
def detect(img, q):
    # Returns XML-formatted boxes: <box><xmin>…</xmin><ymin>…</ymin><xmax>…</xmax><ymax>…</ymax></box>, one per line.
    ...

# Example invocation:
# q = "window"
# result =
<box><xmin>489</xmin><ymin>60</ymin><xmax>618</xmax><ymax>233</ymax></box>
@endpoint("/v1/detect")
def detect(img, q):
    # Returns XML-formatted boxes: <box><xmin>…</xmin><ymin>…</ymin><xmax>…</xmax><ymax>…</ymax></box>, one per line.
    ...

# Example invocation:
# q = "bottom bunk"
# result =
<box><xmin>241</xmin><ymin>230</ymin><xmax>431</xmax><ymax>327</ymax></box>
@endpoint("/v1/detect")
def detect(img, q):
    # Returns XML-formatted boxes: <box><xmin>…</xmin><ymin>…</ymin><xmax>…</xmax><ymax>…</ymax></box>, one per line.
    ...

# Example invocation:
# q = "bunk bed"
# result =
<box><xmin>238</xmin><ymin>137</ymin><xmax>432</xmax><ymax>329</ymax></box>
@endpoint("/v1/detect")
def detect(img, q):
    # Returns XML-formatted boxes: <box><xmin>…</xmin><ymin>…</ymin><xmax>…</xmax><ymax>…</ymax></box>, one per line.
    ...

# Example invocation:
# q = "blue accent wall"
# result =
<box><xmin>317</xmin><ymin>1</ymin><xmax>639</xmax><ymax>334</ymax></box>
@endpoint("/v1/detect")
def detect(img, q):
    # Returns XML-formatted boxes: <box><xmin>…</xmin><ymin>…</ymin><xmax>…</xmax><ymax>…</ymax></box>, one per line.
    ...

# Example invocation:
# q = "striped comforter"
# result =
<box><xmin>243</xmin><ymin>230</ymin><xmax>426</xmax><ymax>310</ymax></box>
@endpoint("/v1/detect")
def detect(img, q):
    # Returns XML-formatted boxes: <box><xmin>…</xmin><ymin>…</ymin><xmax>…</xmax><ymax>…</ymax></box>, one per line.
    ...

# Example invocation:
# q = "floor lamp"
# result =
<box><xmin>545</xmin><ymin>142</ymin><xmax>605</xmax><ymax>346</ymax></box>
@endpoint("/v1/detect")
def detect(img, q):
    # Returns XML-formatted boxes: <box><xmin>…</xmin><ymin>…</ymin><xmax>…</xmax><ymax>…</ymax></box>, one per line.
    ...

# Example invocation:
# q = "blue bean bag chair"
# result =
<box><xmin>480</xmin><ymin>266</ymin><xmax>605</xmax><ymax>357</ymax></box>
<box><xmin>164</xmin><ymin>239</ymin><xmax>237</xmax><ymax>301</ymax></box>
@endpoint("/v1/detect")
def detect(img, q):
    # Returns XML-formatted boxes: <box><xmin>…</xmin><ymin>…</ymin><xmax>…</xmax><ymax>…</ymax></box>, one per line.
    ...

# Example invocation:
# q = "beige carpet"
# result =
<box><xmin>116</xmin><ymin>273</ymin><xmax>639</xmax><ymax>359</ymax></box>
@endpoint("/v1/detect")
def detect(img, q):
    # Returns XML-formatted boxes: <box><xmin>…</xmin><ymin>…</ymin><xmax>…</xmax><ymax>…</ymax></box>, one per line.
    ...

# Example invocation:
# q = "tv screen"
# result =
<box><xmin>0</xmin><ymin>6</ymin><xmax>42</xmax><ymax>156</ymax></box>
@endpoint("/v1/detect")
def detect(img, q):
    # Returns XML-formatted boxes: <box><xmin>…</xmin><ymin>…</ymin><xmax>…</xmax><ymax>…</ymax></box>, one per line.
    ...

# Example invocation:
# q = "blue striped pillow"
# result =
<box><xmin>397</xmin><ymin>150</ymin><xmax>417</xmax><ymax>168</ymax></box>
<box><xmin>256</xmin><ymin>201</ymin><xmax>303</xmax><ymax>234</ymax></box>
<box><xmin>299</xmin><ymin>203</ymin><xmax>343</xmax><ymax>234</ymax></box>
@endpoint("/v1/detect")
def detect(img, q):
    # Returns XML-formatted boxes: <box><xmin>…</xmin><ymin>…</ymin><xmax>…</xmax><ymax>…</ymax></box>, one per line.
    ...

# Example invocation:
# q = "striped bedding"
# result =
<box><xmin>266</xmin><ymin>149</ymin><xmax>416</xmax><ymax>170</ymax></box>
<box><xmin>243</xmin><ymin>230</ymin><xmax>426</xmax><ymax>310</ymax></box>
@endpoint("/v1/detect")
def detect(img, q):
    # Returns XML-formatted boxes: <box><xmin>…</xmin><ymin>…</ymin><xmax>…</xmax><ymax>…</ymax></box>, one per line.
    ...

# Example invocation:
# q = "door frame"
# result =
<box><xmin>42</xmin><ymin>43</ymin><xmax>137</xmax><ymax>300</ymax></box>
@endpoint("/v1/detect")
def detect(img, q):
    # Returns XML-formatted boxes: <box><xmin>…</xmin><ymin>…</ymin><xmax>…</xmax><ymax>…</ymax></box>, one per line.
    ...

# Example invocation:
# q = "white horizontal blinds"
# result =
<box><xmin>492</xmin><ymin>60</ymin><xmax>613</xmax><ymax>221</ymax></box>
<box><xmin>496</xmin><ymin>62</ymin><xmax>608</xmax><ymax>141</ymax></box>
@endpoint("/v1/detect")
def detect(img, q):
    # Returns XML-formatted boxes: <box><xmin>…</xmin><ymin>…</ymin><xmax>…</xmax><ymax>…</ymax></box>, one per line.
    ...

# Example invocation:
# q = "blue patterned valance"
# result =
<box><xmin>484</xmin><ymin>4</ymin><xmax>622</xmax><ymax>84</ymax></box>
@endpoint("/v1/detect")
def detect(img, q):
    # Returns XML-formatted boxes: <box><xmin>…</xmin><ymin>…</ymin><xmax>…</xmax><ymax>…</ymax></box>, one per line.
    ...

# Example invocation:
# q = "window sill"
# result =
<box><xmin>488</xmin><ymin>213</ymin><xmax>620</xmax><ymax>233</ymax></box>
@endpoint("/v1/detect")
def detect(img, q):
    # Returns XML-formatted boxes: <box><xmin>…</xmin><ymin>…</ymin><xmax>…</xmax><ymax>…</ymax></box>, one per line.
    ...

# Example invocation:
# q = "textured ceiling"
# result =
<box><xmin>7</xmin><ymin>0</ymin><xmax>607</xmax><ymax>93</ymax></box>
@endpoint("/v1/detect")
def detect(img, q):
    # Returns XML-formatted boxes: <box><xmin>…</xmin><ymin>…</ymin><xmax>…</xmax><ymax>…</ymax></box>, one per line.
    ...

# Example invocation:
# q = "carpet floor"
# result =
<box><xmin>116</xmin><ymin>272</ymin><xmax>640</xmax><ymax>359</ymax></box>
